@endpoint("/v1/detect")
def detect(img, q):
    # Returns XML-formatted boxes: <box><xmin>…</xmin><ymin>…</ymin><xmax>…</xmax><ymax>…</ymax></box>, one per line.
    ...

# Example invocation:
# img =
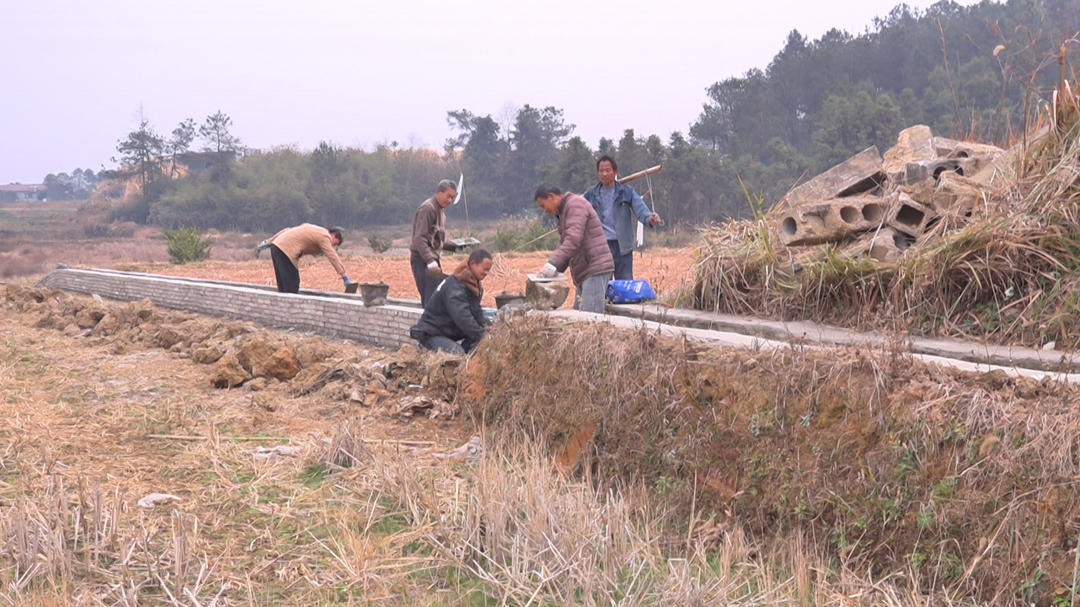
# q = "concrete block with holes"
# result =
<box><xmin>838</xmin><ymin>227</ymin><xmax>914</xmax><ymax>263</ymax></box>
<box><xmin>931</xmin><ymin>137</ymin><xmax>1004</xmax><ymax>161</ymax></box>
<box><xmin>774</xmin><ymin>146</ymin><xmax>885</xmax><ymax>213</ymax></box>
<box><xmin>869</xmin><ymin>228</ymin><xmax>915</xmax><ymax>262</ymax></box>
<box><xmin>885</xmin><ymin>191</ymin><xmax>939</xmax><ymax>237</ymax></box>
<box><xmin>932</xmin><ymin>171</ymin><xmax>997</xmax><ymax>217</ymax></box>
<box><xmin>882</xmin><ymin>125</ymin><xmax>936</xmax><ymax>182</ymax></box>
<box><xmin>778</xmin><ymin>196</ymin><xmax>890</xmax><ymax>247</ymax></box>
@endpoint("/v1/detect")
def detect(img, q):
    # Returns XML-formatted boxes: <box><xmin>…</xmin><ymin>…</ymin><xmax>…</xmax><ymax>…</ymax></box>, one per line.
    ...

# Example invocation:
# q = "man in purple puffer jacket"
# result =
<box><xmin>534</xmin><ymin>184</ymin><xmax>615</xmax><ymax>314</ymax></box>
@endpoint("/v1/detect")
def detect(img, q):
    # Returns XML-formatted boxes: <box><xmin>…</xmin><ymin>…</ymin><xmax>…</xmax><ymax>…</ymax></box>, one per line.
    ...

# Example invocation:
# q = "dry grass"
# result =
<box><xmin>6</xmin><ymin>282</ymin><xmax>1069</xmax><ymax>605</ymax></box>
<box><xmin>339</xmin><ymin>438</ymin><xmax>836</xmax><ymax>606</ymax></box>
<box><xmin>463</xmin><ymin>314</ymin><xmax>1080</xmax><ymax>605</ymax></box>
<box><xmin>0</xmin><ymin>284</ymin><xmax>470</xmax><ymax>604</ymax></box>
<box><xmin>0</xmin><ymin>245</ymin><xmax>49</xmax><ymax>278</ymax></box>
<box><xmin>691</xmin><ymin>81</ymin><xmax>1080</xmax><ymax>350</ymax></box>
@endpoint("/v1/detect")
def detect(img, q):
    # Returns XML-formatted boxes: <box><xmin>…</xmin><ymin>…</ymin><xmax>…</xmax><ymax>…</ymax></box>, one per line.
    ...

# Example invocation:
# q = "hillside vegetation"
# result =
<box><xmin>93</xmin><ymin>1</ymin><xmax>1080</xmax><ymax>232</ymax></box>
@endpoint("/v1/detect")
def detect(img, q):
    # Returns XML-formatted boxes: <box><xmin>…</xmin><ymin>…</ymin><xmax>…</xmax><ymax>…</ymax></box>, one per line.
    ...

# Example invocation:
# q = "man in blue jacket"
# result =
<box><xmin>581</xmin><ymin>155</ymin><xmax>662</xmax><ymax>280</ymax></box>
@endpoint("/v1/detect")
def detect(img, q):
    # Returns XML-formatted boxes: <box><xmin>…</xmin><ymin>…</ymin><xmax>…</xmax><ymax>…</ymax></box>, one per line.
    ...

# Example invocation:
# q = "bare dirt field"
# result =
<box><xmin>136</xmin><ymin>248</ymin><xmax>695</xmax><ymax>309</ymax></box>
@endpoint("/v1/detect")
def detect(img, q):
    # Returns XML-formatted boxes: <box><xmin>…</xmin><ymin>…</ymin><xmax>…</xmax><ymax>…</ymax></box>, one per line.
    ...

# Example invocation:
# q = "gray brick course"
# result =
<box><xmin>36</xmin><ymin>269</ymin><xmax>423</xmax><ymax>349</ymax></box>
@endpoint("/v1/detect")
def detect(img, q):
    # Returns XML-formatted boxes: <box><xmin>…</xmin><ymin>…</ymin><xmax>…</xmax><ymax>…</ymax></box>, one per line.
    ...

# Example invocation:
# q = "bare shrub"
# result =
<box><xmin>367</xmin><ymin>233</ymin><xmax>393</xmax><ymax>254</ymax></box>
<box><xmin>0</xmin><ymin>246</ymin><xmax>47</xmax><ymax>278</ymax></box>
<box><xmin>82</xmin><ymin>220</ymin><xmax>138</xmax><ymax>239</ymax></box>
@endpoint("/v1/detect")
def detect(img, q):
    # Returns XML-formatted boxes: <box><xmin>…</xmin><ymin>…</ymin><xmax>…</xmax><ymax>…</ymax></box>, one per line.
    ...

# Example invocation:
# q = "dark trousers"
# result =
<box><xmin>270</xmin><ymin>245</ymin><xmax>300</xmax><ymax>293</ymax></box>
<box><xmin>417</xmin><ymin>334</ymin><xmax>480</xmax><ymax>355</ymax></box>
<box><xmin>608</xmin><ymin>240</ymin><xmax>634</xmax><ymax>280</ymax></box>
<box><xmin>410</xmin><ymin>252</ymin><xmax>442</xmax><ymax>308</ymax></box>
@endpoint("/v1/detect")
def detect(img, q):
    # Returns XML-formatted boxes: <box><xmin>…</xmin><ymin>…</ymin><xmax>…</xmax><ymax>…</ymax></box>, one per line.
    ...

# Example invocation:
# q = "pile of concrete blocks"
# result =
<box><xmin>774</xmin><ymin>125</ymin><xmax>1007</xmax><ymax>262</ymax></box>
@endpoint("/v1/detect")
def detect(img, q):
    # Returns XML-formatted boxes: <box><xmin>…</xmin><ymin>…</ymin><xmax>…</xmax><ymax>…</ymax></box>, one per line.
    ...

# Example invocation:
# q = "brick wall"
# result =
<box><xmin>36</xmin><ymin>269</ymin><xmax>422</xmax><ymax>349</ymax></box>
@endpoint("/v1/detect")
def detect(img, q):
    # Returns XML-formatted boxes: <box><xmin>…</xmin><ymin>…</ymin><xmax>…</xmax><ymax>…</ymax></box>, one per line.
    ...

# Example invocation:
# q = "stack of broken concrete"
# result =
<box><xmin>772</xmin><ymin>125</ymin><xmax>1017</xmax><ymax>262</ymax></box>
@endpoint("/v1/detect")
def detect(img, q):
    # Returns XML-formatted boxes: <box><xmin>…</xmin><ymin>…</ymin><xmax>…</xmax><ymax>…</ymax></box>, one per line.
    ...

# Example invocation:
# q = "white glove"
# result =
<box><xmin>427</xmin><ymin>261</ymin><xmax>439</xmax><ymax>270</ymax></box>
<box><xmin>537</xmin><ymin>262</ymin><xmax>558</xmax><ymax>278</ymax></box>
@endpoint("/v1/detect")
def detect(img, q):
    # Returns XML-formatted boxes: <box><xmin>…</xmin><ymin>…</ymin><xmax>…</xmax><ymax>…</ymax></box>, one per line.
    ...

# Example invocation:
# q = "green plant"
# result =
<box><xmin>491</xmin><ymin>227</ymin><xmax>520</xmax><ymax>252</ymax></box>
<box><xmin>931</xmin><ymin>476</ymin><xmax>959</xmax><ymax>502</ymax></box>
<box><xmin>738</xmin><ymin>174</ymin><xmax>767</xmax><ymax>221</ymax></box>
<box><xmin>916</xmin><ymin>508</ymin><xmax>935</xmax><ymax>530</ymax></box>
<box><xmin>163</xmin><ymin>227</ymin><xmax>211</xmax><ymax>264</ymax></box>
<box><xmin>520</xmin><ymin>221</ymin><xmax>559</xmax><ymax>251</ymax></box>
<box><xmin>488</xmin><ymin>216</ymin><xmax>558</xmax><ymax>252</ymax></box>
<box><xmin>908</xmin><ymin>551</ymin><xmax>928</xmax><ymax>568</ymax></box>
<box><xmin>1019</xmin><ymin>567</ymin><xmax>1049</xmax><ymax>604</ymax></box>
<box><xmin>367</xmin><ymin>233</ymin><xmax>393</xmax><ymax>254</ymax></box>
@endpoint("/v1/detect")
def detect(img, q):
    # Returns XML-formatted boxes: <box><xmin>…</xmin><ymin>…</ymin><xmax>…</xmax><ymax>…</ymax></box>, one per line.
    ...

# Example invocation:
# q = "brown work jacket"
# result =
<box><xmin>548</xmin><ymin>193</ymin><xmax>615</xmax><ymax>284</ymax></box>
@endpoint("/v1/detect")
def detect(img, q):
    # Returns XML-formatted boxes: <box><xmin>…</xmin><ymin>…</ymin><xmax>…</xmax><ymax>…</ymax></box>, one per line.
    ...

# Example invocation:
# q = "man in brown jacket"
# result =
<box><xmin>409</xmin><ymin>179</ymin><xmax>457</xmax><ymax>307</ymax></box>
<box><xmin>263</xmin><ymin>224</ymin><xmax>350</xmax><ymax>293</ymax></box>
<box><xmin>534</xmin><ymin>184</ymin><xmax>615</xmax><ymax>314</ymax></box>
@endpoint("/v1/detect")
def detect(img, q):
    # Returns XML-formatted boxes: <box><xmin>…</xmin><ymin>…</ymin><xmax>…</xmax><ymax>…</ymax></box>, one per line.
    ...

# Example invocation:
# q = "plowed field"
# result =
<box><xmin>148</xmin><ymin>248</ymin><xmax>694</xmax><ymax>308</ymax></box>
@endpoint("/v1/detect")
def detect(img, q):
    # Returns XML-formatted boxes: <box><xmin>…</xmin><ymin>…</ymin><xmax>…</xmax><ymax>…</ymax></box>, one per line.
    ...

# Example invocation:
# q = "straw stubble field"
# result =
<box><xmin>0</xmin><ymin>284</ymin><xmax>869</xmax><ymax>606</ymax></box>
<box><xmin>7</xmin><ymin>229</ymin><xmax>1080</xmax><ymax>604</ymax></box>
<box><xmin>0</xmin><ymin>285</ymin><xmax>477</xmax><ymax>604</ymax></box>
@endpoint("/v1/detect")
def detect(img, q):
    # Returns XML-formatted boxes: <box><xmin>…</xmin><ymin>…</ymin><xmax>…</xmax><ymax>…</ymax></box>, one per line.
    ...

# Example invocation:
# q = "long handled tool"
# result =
<box><xmin>616</xmin><ymin>164</ymin><xmax>662</xmax><ymax>184</ymax></box>
<box><xmin>619</xmin><ymin>165</ymin><xmax>663</xmax><ymax>221</ymax></box>
<box><xmin>619</xmin><ymin>164</ymin><xmax>664</xmax><ymax>244</ymax></box>
<box><xmin>510</xmin><ymin>164</ymin><xmax>666</xmax><ymax>252</ymax></box>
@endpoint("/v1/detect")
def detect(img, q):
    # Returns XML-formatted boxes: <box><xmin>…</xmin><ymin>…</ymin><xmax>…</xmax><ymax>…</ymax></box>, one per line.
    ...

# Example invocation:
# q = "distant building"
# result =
<box><xmin>0</xmin><ymin>183</ymin><xmax>47</xmax><ymax>202</ymax></box>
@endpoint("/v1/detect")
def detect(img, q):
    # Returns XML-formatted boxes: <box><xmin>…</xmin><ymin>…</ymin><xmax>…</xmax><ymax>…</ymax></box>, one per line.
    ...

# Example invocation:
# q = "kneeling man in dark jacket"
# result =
<box><xmin>409</xmin><ymin>249</ymin><xmax>493</xmax><ymax>354</ymax></box>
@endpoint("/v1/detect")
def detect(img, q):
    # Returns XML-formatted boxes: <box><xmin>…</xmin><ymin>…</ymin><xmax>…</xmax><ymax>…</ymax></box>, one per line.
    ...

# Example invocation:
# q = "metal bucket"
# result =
<box><xmin>494</xmin><ymin>292</ymin><xmax>526</xmax><ymax>309</ymax></box>
<box><xmin>359</xmin><ymin>282</ymin><xmax>389</xmax><ymax>306</ymax></box>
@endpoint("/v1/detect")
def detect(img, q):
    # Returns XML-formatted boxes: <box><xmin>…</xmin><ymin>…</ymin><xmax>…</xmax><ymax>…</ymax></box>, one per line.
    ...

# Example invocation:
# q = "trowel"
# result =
<box><xmin>525</xmin><ymin>272</ymin><xmax>568</xmax><ymax>283</ymax></box>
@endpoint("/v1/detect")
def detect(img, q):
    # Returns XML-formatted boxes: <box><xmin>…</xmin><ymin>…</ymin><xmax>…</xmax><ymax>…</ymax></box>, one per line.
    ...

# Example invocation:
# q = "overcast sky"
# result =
<box><xmin>1</xmin><ymin>0</ymin><xmax>980</xmax><ymax>184</ymax></box>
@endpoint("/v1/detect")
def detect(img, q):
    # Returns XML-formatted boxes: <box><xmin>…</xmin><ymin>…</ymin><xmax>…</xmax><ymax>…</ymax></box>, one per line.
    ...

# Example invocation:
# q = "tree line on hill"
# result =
<box><xmin>0</xmin><ymin>169</ymin><xmax>101</xmax><ymax>202</ymax></box>
<box><xmin>100</xmin><ymin>0</ymin><xmax>1078</xmax><ymax>232</ymax></box>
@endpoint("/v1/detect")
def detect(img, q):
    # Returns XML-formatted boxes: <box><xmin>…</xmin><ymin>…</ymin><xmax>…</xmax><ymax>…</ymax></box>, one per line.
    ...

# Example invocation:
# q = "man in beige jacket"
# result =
<box><xmin>261</xmin><ymin>224</ymin><xmax>350</xmax><ymax>293</ymax></box>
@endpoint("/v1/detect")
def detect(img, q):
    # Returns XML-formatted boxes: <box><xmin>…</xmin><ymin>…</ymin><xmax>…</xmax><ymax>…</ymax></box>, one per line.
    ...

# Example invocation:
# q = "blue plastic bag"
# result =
<box><xmin>605</xmin><ymin>279</ymin><xmax>657</xmax><ymax>304</ymax></box>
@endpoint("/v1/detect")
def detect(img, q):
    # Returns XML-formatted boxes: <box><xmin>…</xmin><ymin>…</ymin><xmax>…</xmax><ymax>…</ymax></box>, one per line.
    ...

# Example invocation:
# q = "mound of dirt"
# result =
<box><xmin>1</xmin><ymin>285</ymin><xmax>463</xmax><ymax>423</ymax></box>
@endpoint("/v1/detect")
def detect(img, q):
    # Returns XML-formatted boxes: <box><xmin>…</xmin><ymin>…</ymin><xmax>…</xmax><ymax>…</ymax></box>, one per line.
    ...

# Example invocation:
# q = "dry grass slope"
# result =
<box><xmin>464</xmin><ymin>315</ymin><xmax>1080</xmax><ymax>605</ymax></box>
<box><xmin>0</xmin><ymin>284</ymin><xmax>953</xmax><ymax>606</ymax></box>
